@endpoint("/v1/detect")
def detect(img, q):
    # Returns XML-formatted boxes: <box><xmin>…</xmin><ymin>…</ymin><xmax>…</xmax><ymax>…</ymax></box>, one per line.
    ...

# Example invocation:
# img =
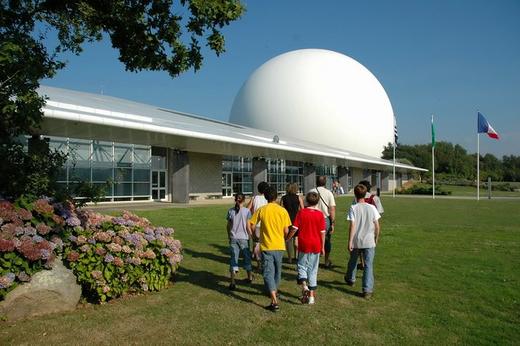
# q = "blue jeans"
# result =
<box><xmin>346</xmin><ymin>247</ymin><xmax>375</xmax><ymax>293</ymax></box>
<box><xmin>297</xmin><ymin>252</ymin><xmax>320</xmax><ymax>290</ymax></box>
<box><xmin>229</xmin><ymin>239</ymin><xmax>252</xmax><ymax>272</ymax></box>
<box><xmin>262</xmin><ymin>250</ymin><xmax>284</xmax><ymax>292</ymax></box>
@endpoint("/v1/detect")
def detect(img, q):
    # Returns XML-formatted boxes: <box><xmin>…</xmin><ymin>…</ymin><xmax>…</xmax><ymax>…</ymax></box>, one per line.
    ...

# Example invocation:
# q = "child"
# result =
<box><xmin>352</xmin><ymin>180</ymin><xmax>384</xmax><ymax>270</ymax></box>
<box><xmin>226</xmin><ymin>193</ymin><xmax>253</xmax><ymax>290</ymax></box>
<box><xmin>247</xmin><ymin>181</ymin><xmax>269</xmax><ymax>271</ymax></box>
<box><xmin>344</xmin><ymin>184</ymin><xmax>381</xmax><ymax>299</ymax></box>
<box><xmin>249</xmin><ymin>185</ymin><xmax>292</xmax><ymax>312</ymax></box>
<box><xmin>292</xmin><ymin>192</ymin><xmax>326</xmax><ymax>304</ymax></box>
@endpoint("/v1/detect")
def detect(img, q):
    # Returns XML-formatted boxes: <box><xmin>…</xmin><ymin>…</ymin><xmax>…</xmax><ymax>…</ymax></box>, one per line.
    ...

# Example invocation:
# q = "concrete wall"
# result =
<box><xmin>350</xmin><ymin>168</ymin><xmax>364</xmax><ymax>190</ymax></box>
<box><xmin>252</xmin><ymin>158</ymin><xmax>267</xmax><ymax>194</ymax></box>
<box><xmin>189</xmin><ymin>152</ymin><xmax>223</xmax><ymax>197</ymax></box>
<box><xmin>168</xmin><ymin>149</ymin><xmax>190</xmax><ymax>203</ymax></box>
<box><xmin>303</xmin><ymin>164</ymin><xmax>316</xmax><ymax>193</ymax></box>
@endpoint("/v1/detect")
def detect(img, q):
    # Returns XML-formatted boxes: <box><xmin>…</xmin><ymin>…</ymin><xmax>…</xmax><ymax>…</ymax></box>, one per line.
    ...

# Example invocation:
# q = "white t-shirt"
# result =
<box><xmin>251</xmin><ymin>194</ymin><xmax>268</xmax><ymax>238</ymax></box>
<box><xmin>351</xmin><ymin>192</ymin><xmax>385</xmax><ymax>214</ymax></box>
<box><xmin>309</xmin><ymin>186</ymin><xmax>336</xmax><ymax>218</ymax></box>
<box><xmin>348</xmin><ymin>203</ymin><xmax>381</xmax><ymax>248</ymax></box>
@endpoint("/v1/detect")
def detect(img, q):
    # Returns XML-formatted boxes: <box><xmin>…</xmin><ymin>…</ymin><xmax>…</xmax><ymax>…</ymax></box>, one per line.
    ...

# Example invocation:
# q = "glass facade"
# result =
<box><xmin>49</xmin><ymin>136</ymin><xmax>152</xmax><ymax>201</ymax></box>
<box><xmin>267</xmin><ymin>160</ymin><xmax>304</xmax><ymax>193</ymax></box>
<box><xmin>316</xmin><ymin>165</ymin><xmax>338</xmax><ymax>190</ymax></box>
<box><xmin>222</xmin><ymin>156</ymin><xmax>253</xmax><ymax>196</ymax></box>
<box><xmin>222</xmin><ymin>156</ymin><xmax>307</xmax><ymax>195</ymax></box>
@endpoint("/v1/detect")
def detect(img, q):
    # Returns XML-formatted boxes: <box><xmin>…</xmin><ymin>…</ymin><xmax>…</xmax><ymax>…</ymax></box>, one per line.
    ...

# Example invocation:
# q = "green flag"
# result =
<box><xmin>431</xmin><ymin>115</ymin><xmax>436</xmax><ymax>148</ymax></box>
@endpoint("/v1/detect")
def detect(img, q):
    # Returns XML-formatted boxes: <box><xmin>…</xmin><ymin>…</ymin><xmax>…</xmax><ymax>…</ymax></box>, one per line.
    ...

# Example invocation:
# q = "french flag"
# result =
<box><xmin>477</xmin><ymin>112</ymin><xmax>500</xmax><ymax>140</ymax></box>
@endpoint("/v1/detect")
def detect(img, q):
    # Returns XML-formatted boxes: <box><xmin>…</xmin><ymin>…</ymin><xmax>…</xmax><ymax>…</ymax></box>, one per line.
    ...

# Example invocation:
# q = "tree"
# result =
<box><xmin>0</xmin><ymin>0</ymin><xmax>245</xmax><ymax>200</ymax></box>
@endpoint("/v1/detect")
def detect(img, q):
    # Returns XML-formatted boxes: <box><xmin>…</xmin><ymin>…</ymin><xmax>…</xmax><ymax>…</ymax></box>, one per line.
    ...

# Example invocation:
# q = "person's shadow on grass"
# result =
<box><xmin>175</xmin><ymin>266</ymin><xmax>264</xmax><ymax>307</ymax></box>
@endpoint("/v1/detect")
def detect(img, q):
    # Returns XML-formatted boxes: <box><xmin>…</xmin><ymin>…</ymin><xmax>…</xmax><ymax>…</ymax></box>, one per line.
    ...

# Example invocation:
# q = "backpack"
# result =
<box><xmin>365</xmin><ymin>194</ymin><xmax>376</xmax><ymax>206</ymax></box>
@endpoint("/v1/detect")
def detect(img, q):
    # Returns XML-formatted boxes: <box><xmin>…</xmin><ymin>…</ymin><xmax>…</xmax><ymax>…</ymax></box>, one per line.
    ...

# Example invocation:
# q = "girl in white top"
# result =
<box><xmin>247</xmin><ymin>181</ymin><xmax>269</xmax><ymax>271</ymax></box>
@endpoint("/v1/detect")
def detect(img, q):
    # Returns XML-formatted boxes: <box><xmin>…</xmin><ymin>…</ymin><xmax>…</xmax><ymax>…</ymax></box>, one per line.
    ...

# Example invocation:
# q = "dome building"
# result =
<box><xmin>230</xmin><ymin>49</ymin><xmax>394</xmax><ymax>157</ymax></box>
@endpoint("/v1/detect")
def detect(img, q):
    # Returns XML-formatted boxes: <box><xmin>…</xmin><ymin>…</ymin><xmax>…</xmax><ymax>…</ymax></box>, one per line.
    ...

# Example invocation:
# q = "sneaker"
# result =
<box><xmin>344</xmin><ymin>275</ymin><xmax>354</xmax><ymax>286</ymax></box>
<box><xmin>363</xmin><ymin>292</ymin><xmax>373</xmax><ymax>299</ymax></box>
<box><xmin>265</xmin><ymin>303</ymin><xmax>279</xmax><ymax>312</ymax></box>
<box><xmin>308</xmin><ymin>296</ymin><xmax>315</xmax><ymax>305</ymax></box>
<box><xmin>300</xmin><ymin>289</ymin><xmax>310</xmax><ymax>304</ymax></box>
<box><xmin>324</xmin><ymin>261</ymin><xmax>333</xmax><ymax>269</ymax></box>
<box><xmin>228</xmin><ymin>283</ymin><xmax>236</xmax><ymax>291</ymax></box>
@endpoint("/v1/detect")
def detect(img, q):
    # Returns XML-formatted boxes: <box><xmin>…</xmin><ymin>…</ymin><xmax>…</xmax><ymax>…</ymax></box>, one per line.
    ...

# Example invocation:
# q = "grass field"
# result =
<box><xmin>439</xmin><ymin>184</ymin><xmax>520</xmax><ymax>197</ymax></box>
<box><xmin>1</xmin><ymin>197</ymin><xmax>519</xmax><ymax>345</ymax></box>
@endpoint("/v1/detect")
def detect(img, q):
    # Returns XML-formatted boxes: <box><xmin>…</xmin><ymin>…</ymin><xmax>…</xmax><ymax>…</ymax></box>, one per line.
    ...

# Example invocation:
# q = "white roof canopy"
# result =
<box><xmin>39</xmin><ymin>86</ymin><xmax>426</xmax><ymax>172</ymax></box>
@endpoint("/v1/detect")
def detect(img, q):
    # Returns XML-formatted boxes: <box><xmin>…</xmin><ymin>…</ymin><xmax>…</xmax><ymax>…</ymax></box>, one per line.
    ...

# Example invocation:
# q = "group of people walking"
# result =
<box><xmin>225</xmin><ymin>176</ymin><xmax>383</xmax><ymax>312</ymax></box>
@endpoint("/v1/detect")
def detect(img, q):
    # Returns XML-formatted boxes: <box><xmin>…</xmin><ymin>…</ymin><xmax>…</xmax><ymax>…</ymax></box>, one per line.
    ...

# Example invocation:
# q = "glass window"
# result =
<box><xmin>134</xmin><ymin>146</ymin><xmax>151</xmax><ymax>165</ymax></box>
<box><xmin>134</xmin><ymin>167</ymin><xmax>150</xmax><ymax>182</ymax></box>
<box><xmin>92</xmin><ymin>165</ymin><xmax>113</xmax><ymax>181</ymax></box>
<box><xmin>93</xmin><ymin>182</ymin><xmax>113</xmax><ymax>196</ymax></box>
<box><xmin>68</xmin><ymin>140</ymin><xmax>91</xmax><ymax>167</ymax></box>
<box><xmin>114</xmin><ymin>182</ymin><xmax>132</xmax><ymax>196</ymax></box>
<box><xmin>114</xmin><ymin>168</ymin><xmax>132</xmax><ymax>182</ymax></box>
<box><xmin>92</xmin><ymin>141</ymin><xmax>113</xmax><ymax>163</ymax></box>
<box><xmin>69</xmin><ymin>167</ymin><xmax>90</xmax><ymax>181</ymax></box>
<box><xmin>115</xmin><ymin>145</ymin><xmax>132</xmax><ymax>167</ymax></box>
<box><xmin>133</xmin><ymin>182</ymin><xmax>150</xmax><ymax>196</ymax></box>
<box><xmin>152</xmin><ymin>155</ymin><xmax>166</xmax><ymax>170</ymax></box>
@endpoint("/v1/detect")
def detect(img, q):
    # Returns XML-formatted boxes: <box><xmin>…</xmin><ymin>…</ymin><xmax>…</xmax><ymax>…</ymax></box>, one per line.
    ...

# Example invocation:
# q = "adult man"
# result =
<box><xmin>309</xmin><ymin>175</ymin><xmax>336</xmax><ymax>268</ymax></box>
<box><xmin>249</xmin><ymin>185</ymin><xmax>292</xmax><ymax>312</ymax></box>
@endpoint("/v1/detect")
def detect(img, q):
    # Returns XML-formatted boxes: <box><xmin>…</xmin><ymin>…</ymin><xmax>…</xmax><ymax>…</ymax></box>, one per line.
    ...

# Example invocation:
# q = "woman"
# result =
<box><xmin>280</xmin><ymin>183</ymin><xmax>304</xmax><ymax>263</ymax></box>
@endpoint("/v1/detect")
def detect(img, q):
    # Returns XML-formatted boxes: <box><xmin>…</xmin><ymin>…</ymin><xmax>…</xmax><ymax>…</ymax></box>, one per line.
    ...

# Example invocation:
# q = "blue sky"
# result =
<box><xmin>43</xmin><ymin>0</ymin><xmax>520</xmax><ymax>157</ymax></box>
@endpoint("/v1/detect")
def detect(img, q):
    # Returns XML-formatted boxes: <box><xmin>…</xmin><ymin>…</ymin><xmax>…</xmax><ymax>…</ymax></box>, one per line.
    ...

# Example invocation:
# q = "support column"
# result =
<box><xmin>351</xmin><ymin>167</ymin><xmax>364</xmax><ymax>187</ymax></box>
<box><xmin>168</xmin><ymin>149</ymin><xmax>190</xmax><ymax>203</ymax></box>
<box><xmin>303</xmin><ymin>164</ymin><xmax>316</xmax><ymax>193</ymax></box>
<box><xmin>337</xmin><ymin>166</ymin><xmax>349</xmax><ymax>194</ymax></box>
<box><xmin>252</xmin><ymin>158</ymin><xmax>267</xmax><ymax>194</ymax></box>
<box><xmin>381</xmin><ymin>171</ymin><xmax>390</xmax><ymax>192</ymax></box>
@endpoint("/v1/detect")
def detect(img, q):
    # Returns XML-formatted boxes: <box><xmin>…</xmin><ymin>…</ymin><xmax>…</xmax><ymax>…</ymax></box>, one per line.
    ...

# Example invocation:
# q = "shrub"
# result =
<box><xmin>62</xmin><ymin>210</ymin><xmax>182</xmax><ymax>302</ymax></box>
<box><xmin>0</xmin><ymin>197</ymin><xmax>65</xmax><ymax>299</ymax></box>
<box><xmin>1</xmin><ymin>197</ymin><xmax>183</xmax><ymax>303</ymax></box>
<box><xmin>397</xmin><ymin>183</ymin><xmax>451</xmax><ymax>196</ymax></box>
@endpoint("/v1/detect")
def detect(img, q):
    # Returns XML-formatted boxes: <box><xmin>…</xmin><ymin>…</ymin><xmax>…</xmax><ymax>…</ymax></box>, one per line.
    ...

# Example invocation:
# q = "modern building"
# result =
<box><xmin>35</xmin><ymin>49</ymin><xmax>426</xmax><ymax>203</ymax></box>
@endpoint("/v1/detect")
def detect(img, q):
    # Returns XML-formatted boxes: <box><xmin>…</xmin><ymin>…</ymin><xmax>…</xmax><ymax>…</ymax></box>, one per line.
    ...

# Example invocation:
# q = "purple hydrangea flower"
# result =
<box><xmin>32</xmin><ymin>235</ymin><xmax>44</xmax><ymax>243</ymax></box>
<box><xmin>104</xmin><ymin>253</ymin><xmax>114</xmax><ymax>263</ymax></box>
<box><xmin>66</xmin><ymin>216</ymin><xmax>81</xmax><ymax>227</ymax></box>
<box><xmin>0</xmin><ymin>272</ymin><xmax>16</xmax><ymax>289</ymax></box>
<box><xmin>24</xmin><ymin>227</ymin><xmax>36</xmax><ymax>236</ymax></box>
<box><xmin>40</xmin><ymin>249</ymin><xmax>51</xmax><ymax>260</ymax></box>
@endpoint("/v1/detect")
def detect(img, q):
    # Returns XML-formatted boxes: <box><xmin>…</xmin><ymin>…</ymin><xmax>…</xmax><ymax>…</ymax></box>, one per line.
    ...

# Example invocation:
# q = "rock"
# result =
<box><xmin>0</xmin><ymin>258</ymin><xmax>81</xmax><ymax>321</ymax></box>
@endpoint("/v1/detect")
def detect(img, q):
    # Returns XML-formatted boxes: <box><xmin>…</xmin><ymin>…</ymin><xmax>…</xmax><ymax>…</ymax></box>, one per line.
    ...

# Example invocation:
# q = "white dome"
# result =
<box><xmin>229</xmin><ymin>49</ymin><xmax>394</xmax><ymax>158</ymax></box>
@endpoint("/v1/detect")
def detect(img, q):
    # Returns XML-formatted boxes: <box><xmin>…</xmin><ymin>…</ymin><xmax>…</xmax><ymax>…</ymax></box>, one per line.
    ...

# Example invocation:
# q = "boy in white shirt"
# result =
<box><xmin>344</xmin><ymin>184</ymin><xmax>381</xmax><ymax>299</ymax></box>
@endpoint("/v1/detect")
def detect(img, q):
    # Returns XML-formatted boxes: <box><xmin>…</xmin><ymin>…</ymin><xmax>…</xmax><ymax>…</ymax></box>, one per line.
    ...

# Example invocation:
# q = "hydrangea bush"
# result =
<box><xmin>63</xmin><ymin>210</ymin><xmax>182</xmax><ymax>302</ymax></box>
<box><xmin>0</xmin><ymin>197</ymin><xmax>65</xmax><ymax>299</ymax></box>
<box><xmin>0</xmin><ymin>198</ymin><xmax>182</xmax><ymax>303</ymax></box>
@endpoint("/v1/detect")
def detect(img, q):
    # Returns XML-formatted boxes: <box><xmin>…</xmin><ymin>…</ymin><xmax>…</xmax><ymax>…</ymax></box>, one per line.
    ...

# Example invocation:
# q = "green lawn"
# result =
<box><xmin>439</xmin><ymin>184</ymin><xmax>520</xmax><ymax>197</ymax></box>
<box><xmin>1</xmin><ymin>197</ymin><xmax>519</xmax><ymax>345</ymax></box>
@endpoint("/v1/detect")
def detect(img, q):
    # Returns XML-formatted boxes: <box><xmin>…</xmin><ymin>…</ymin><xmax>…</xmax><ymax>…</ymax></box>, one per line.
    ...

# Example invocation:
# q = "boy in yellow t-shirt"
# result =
<box><xmin>250</xmin><ymin>185</ymin><xmax>292</xmax><ymax>312</ymax></box>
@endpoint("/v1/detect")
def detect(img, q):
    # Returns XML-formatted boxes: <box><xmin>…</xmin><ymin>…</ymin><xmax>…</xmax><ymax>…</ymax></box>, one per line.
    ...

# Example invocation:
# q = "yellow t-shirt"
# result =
<box><xmin>250</xmin><ymin>202</ymin><xmax>292</xmax><ymax>251</ymax></box>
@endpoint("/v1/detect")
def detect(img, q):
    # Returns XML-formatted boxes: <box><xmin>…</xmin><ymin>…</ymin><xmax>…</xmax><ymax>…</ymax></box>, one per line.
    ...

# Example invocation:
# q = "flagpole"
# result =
<box><xmin>392</xmin><ymin>142</ymin><xmax>396</xmax><ymax>198</ymax></box>
<box><xmin>477</xmin><ymin>130</ymin><xmax>480</xmax><ymax>201</ymax></box>
<box><xmin>431</xmin><ymin>114</ymin><xmax>435</xmax><ymax>199</ymax></box>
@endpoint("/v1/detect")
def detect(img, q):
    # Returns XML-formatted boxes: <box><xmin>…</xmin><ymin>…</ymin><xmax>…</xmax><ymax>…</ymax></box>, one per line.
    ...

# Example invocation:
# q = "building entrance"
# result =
<box><xmin>152</xmin><ymin>170</ymin><xmax>167</xmax><ymax>201</ymax></box>
<box><xmin>222</xmin><ymin>172</ymin><xmax>233</xmax><ymax>197</ymax></box>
